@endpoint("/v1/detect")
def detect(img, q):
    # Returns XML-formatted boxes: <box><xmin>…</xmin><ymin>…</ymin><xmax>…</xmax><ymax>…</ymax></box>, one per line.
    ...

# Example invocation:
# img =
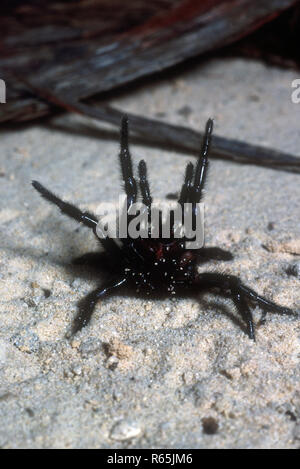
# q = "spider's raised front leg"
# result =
<box><xmin>178</xmin><ymin>119</ymin><xmax>213</xmax><ymax>237</ymax></box>
<box><xmin>71</xmin><ymin>277</ymin><xmax>127</xmax><ymax>335</ymax></box>
<box><xmin>119</xmin><ymin>115</ymin><xmax>137</xmax><ymax>211</ymax></box>
<box><xmin>195</xmin><ymin>272</ymin><xmax>294</xmax><ymax>340</ymax></box>
<box><xmin>190</xmin><ymin>118</ymin><xmax>213</xmax><ymax>204</ymax></box>
<box><xmin>178</xmin><ymin>119</ymin><xmax>213</xmax><ymax>209</ymax></box>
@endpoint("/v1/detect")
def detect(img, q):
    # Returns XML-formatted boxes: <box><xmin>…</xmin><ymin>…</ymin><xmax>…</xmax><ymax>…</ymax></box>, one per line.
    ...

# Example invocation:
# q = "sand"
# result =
<box><xmin>0</xmin><ymin>57</ymin><xmax>299</xmax><ymax>448</ymax></box>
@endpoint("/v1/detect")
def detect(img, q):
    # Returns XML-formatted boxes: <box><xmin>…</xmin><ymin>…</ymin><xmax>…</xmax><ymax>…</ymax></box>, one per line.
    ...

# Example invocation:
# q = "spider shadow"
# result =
<box><xmin>1</xmin><ymin>213</ymin><xmax>109</xmax><ymax>284</ymax></box>
<box><xmin>2</xmin><ymin>234</ymin><xmax>256</xmax><ymax>340</ymax></box>
<box><xmin>192</xmin><ymin>294</ymin><xmax>248</xmax><ymax>337</ymax></box>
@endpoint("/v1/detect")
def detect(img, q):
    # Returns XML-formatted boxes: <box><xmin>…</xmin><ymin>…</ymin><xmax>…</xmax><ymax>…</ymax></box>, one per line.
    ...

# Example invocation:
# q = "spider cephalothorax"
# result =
<box><xmin>32</xmin><ymin>116</ymin><xmax>295</xmax><ymax>340</ymax></box>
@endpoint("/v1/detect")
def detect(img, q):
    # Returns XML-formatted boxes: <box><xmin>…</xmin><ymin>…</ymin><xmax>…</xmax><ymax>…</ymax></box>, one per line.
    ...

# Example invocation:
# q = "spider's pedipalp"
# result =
<box><xmin>119</xmin><ymin>115</ymin><xmax>137</xmax><ymax>208</ymax></box>
<box><xmin>178</xmin><ymin>161</ymin><xmax>194</xmax><ymax>206</ymax></box>
<box><xmin>138</xmin><ymin>159</ymin><xmax>152</xmax><ymax>207</ymax></box>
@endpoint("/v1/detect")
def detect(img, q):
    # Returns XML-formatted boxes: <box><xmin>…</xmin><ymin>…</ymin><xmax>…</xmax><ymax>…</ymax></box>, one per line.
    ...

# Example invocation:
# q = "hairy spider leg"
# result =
<box><xmin>191</xmin><ymin>118</ymin><xmax>213</xmax><ymax>203</ymax></box>
<box><xmin>238</xmin><ymin>283</ymin><xmax>295</xmax><ymax>316</ymax></box>
<box><xmin>189</xmin><ymin>118</ymin><xmax>213</xmax><ymax>232</ymax></box>
<box><xmin>119</xmin><ymin>115</ymin><xmax>142</xmax><ymax>250</ymax></box>
<box><xmin>32</xmin><ymin>181</ymin><xmax>121</xmax><ymax>258</ymax></box>
<box><xmin>119</xmin><ymin>119</ymin><xmax>164</xmax><ymax>258</ymax></box>
<box><xmin>176</xmin><ymin>119</ymin><xmax>213</xmax><ymax>239</ymax></box>
<box><xmin>117</xmin><ymin>124</ymin><xmax>148</xmax><ymax>263</ymax></box>
<box><xmin>195</xmin><ymin>272</ymin><xmax>294</xmax><ymax>340</ymax></box>
<box><xmin>119</xmin><ymin>115</ymin><xmax>138</xmax><ymax>209</ymax></box>
<box><xmin>176</xmin><ymin>124</ymin><xmax>232</xmax><ymax>262</ymax></box>
<box><xmin>138</xmin><ymin>158</ymin><xmax>153</xmax><ymax>237</ymax></box>
<box><xmin>71</xmin><ymin>277</ymin><xmax>127</xmax><ymax>334</ymax></box>
<box><xmin>176</xmin><ymin>162</ymin><xmax>194</xmax><ymax>240</ymax></box>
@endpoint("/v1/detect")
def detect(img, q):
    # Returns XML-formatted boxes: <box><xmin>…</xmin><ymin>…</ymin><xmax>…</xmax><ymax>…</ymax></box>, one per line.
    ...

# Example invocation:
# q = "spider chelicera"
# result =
<box><xmin>32</xmin><ymin>116</ymin><xmax>294</xmax><ymax>340</ymax></box>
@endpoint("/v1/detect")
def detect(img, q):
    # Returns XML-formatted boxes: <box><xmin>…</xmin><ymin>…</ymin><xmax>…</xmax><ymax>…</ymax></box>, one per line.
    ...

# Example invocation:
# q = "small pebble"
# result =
<box><xmin>202</xmin><ymin>417</ymin><xmax>219</xmax><ymax>435</ymax></box>
<box><xmin>286</xmin><ymin>262</ymin><xmax>300</xmax><ymax>279</ymax></box>
<box><xmin>104</xmin><ymin>338</ymin><xmax>133</xmax><ymax>360</ymax></box>
<box><xmin>110</xmin><ymin>420</ymin><xmax>142</xmax><ymax>441</ymax></box>
<box><xmin>182</xmin><ymin>371</ymin><xmax>194</xmax><ymax>385</ymax></box>
<box><xmin>106</xmin><ymin>355</ymin><xmax>119</xmax><ymax>370</ymax></box>
<box><xmin>71</xmin><ymin>365</ymin><xmax>82</xmax><ymax>376</ymax></box>
<box><xmin>71</xmin><ymin>339</ymin><xmax>81</xmax><ymax>349</ymax></box>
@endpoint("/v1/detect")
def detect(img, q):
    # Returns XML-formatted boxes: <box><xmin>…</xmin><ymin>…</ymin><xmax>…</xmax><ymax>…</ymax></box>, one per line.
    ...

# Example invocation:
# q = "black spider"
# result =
<box><xmin>32</xmin><ymin>116</ymin><xmax>295</xmax><ymax>340</ymax></box>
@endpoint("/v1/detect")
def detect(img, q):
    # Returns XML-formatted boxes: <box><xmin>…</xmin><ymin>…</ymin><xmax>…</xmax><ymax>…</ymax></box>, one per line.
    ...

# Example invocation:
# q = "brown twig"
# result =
<box><xmin>16</xmin><ymin>77</ymin><xmax>300</xmax><ymax>174</ymax></box>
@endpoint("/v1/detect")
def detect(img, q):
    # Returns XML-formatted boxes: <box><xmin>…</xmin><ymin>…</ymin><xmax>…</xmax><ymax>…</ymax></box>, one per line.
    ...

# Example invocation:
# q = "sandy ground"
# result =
<box><xmin>0</xmin><ymin>57</ymin><xmax>299</xmax><ymax>449</ymax></box>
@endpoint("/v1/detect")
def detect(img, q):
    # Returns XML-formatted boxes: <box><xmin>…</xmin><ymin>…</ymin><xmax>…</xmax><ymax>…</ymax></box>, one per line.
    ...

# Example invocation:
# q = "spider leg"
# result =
<box><xmin>32</xmin><ymin>180</ymin><xmax>98</xmax><ymax>229</ymax></box>
<box><xmin>195</xmin><ymin>272</ymin><xmax>294</xmax><ymax>339</ymax></box>
<box><xmin>32</xmin><ymin>180</ymin><xmax>121</xmax><ymax>258</ymax></box>
<box><xmin>177</xmin><ymin>162</ymin><xmax>194</xmax><ymax>238</ymax></box>
<box><xmin>238</xmin><ymin>283</ymin><xmax>294</xmax><ymax>316</ymax></box>
<box><xmin>71</xmin><ymin>277</ymin><xmax>127</xmax><ymax>335</ymax></box>
<box><xmin>178</xmin><ymin>119</ymin><xmax>213</xmax><ymax>234</ymax></box>
<box><xmin>119</xmin><ymin>115</ymin><xmax>137</xmax><ymax>210</ymax></box>
<box><xmin>190</xmin><ymin>118</ymin><xmax>213</xmax><ymax>204</ymax></box>
<box><xmin>233</xmin><ymin>291</ymin><xmax>255</xmax><ymax>341</ymax></box>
